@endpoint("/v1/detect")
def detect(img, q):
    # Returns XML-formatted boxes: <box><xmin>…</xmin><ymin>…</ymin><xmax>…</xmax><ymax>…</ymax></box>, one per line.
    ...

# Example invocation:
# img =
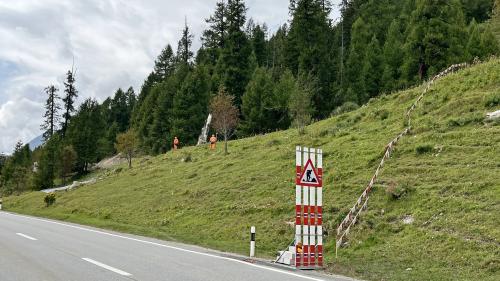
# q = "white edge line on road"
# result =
<box><xmin>82</xmin><ymin>258</ymin><xmax>132</xmax><ymax>276</ymax></box>
<box><xmin>16</xmin><ymin>232</ymin><xmax>37</xmax><ymax>241</ymax></box>
<box><xmin>3</xmin><ymin>212</ymin><xmax>327</xmax><ymax>281</ymax></box>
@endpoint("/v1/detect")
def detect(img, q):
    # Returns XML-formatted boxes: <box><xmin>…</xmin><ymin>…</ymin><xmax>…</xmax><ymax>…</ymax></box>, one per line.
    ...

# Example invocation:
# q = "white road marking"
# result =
<box><xmin>2</xmin><ymin>212</ymin><xmax>333</xmax><ymax>281</ymax></box>
<box><xmin>16</xmin><ymin>233</ymin><xmax>37</xmax><ymax>241</ymax></box>
<box><xmin>82</xmin><ymin>258</ymin><xmax>132</xmax><ymax>276</ymax></box>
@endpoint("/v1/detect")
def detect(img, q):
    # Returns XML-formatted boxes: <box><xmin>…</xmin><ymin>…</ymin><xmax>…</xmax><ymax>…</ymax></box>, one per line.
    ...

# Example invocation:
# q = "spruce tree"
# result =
<box><xmin>41</xmin><ymin>85</ymin><xmax>61</xmax><ymax>141</ymax></box>
<box><xmin>480</xmin><ymin>25</ymin><xmax>499</xmax><ymax>57</ymax></box>
<box><xmin>466</xmin><ymin>20</ymin><xmax>483</xmax><ymax>60</ymax></box>
<box><xmin>382</xmin><ymin>19</ymin><xmax>405</xmax><ymax>92</ymax></box>
<box><xmin>250</xmin><ymin>24</ymin><xmax>267</xmax><ymax>67</ymax></box>
<box><xmin>403</xmin><ymin>0</ymin><xmax>467</xmax><ymax>81</ymax></box>
<box><xmin>217</xmin><ymin>0</ymin><xmax>252</xmax><ymax>107</ymax></box>
<box><xmin>171</xmin><ymin>66</ymin><xmax>211</xmax><ymax>145</ymax></box>
<box><xmin>286</xmin><ymin>0</ymin><xmax>333</xmax><ymax>118</ymax></box>
<box><xmin>362</xmin><ymin>36</ymin><xmax>383</xmax><ymax>100</ymax></box>
<box><xmin>202</xmin><ymin>0</ymin><xmax>228</xmax><ymax>65</ymax></box>
<box><xmin>61</xmin><ymin>70</ymin><xmax>78</xmax><ymax>137</ymax></box>
<box><xmin>240</xmin><ymin>67</ymin><xmax>274</xmax><ymax>135</ymax></box>
<box><xmin>154</xmin><ymin>45</ymin><xmax>176</xmax><ymax>81</ymax></box>
<box><xmin>345</xmin><ymin>17</ymin><xmax>371</xmax><ymax>104</ymax></box>
<box><xmin>66</xmin><ymin>99</ymin><xmax>105</xmax><ymax>173</ymax></box>
<box><xmin>177</xmin><ymin>21</ymin><xmax>194</xmax><ymax>65</ymax></box>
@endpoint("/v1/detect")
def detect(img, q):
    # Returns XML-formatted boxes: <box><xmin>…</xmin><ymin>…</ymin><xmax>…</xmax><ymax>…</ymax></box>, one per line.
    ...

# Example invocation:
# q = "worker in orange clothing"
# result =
<box><xmin>209</xmin><ymin>134</ymin><xmax>217</xmax><ymax>150</ymax></box>
<box><xmin>173</xmin><ymin>136</ymin><xmax>179</xmax><ymax>150</ymax></box>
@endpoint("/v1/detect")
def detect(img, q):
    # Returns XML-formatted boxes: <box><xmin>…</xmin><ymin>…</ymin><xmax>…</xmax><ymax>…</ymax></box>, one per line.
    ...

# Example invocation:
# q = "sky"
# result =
<box><xmin>0</xmin><ymin>0</ymin><xmax>341</xmax><ymax>154</ymax></box>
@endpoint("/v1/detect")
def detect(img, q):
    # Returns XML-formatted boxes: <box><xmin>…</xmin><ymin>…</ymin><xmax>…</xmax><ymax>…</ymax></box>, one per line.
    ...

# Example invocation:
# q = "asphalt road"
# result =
<box><xmin>0</xmin><ymin>211</ymin><xmax>356</xmax><ymax>281</ymax></box>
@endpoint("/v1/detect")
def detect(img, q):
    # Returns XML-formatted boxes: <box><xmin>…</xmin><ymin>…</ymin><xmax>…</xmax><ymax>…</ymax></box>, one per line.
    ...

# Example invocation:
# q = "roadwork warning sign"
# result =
<box><xmin>297</xmin><ymin>159</ymin><xmax>321</xmax><ymax>187</ymax></box>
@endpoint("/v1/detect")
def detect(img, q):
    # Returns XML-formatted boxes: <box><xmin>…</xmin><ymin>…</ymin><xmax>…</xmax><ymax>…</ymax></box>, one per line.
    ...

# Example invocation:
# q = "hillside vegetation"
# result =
<box><xmin>4</xmin><ymin>59</ymin><xmax>500</xmax><ymax>281</ymax></box>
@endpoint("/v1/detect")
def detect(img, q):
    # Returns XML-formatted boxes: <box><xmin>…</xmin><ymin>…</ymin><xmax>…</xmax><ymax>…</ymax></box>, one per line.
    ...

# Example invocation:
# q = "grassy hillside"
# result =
<box><xmin>4</xmin><ymin>59</ymin><xmax>500</xmax><ymax>281</ymax></box>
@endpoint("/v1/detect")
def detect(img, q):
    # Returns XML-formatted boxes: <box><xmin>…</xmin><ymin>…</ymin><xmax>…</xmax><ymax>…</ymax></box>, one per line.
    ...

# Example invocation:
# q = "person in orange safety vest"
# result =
<box><xmin>173</xmin><ymin>137</ymin><xmax>179</xmax><ymax>150</ymax></box>
<box><xmin>209</xmin><ymin>134</ymin><xmax>217</xmax><ymax>150</ymax></box>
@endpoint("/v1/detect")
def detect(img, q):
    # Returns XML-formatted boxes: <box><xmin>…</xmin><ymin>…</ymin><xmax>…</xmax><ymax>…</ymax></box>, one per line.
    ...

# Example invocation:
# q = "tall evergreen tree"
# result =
<box><xmin>362</xmin><ymin>35</ymin><xmax>383</xmax><ymax>100</ymax></box>
<box><xmin>202</xmin><ymin>0</ymin><xmax>228</xmax><ymax>65</ymax></box>
<box><xmin>41</xmin><ymin>85</ymin><xmax>61</xmax><ymax>141</ymax></box>
<box><xmin>66</xmin><ymin>99</ymin><xmax>105</xmax><ymax>173</ymax></box>
<box><xmin>382</xmin><ymin>19</ymin><xmax>405</xmax><ymax>92</ymax></box>
<box><xmin>250</xmin><ymin>24</ymin><xmax>268</xmax><ymax>67</ymax></box>
<box><xmin>403</xmin><ymin>0</ymin><xmax>467</xmax><ymax>81</ymax></box>
<box><xmin>286</xmin><ymin>0</ymin><xmax>333</xmax><ymax>117</ymax></box>
<box><xmin>240</xmin><ymin>67</ymin><xmax>275</xmax><ymax>135</ymax></box>
<box><xmin>345</xmin><ymin>17</ymin><xmax>371</xmax><ymax>103</ymax></box>
<box><xmin>466</xmin><ymin>20</ymin><xmax>483</xmax><ymax>60</ymax></box>
<box><xmin>154</xmin><ymin>45</ymin><xmax>176</xmax><ymax>81</ymax></box>
<box><xmin>171</xmin><ymin>66</ymin><xmax>211</xmax><ymax>145</ymax></box>
<box><xmin>177</xmin><ymin>21</ymin><xmax>194</xmax><ymax>65</ymax></box>
<box><xmin>216</xmin><ymin>0</ymin><xmax>252</xmax><ymax>107</ymax></box>
<box><xmin>61</xmin><ymin>69</ymin><xmax>78</xmax><ymax>137</ymax></box>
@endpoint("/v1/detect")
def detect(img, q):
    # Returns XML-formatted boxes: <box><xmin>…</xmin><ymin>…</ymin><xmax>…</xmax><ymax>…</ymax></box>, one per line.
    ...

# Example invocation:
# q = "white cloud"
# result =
<box><xmin>0</xmin><ymin>0</ymin><xmax>340</xmax><ymax>154</ymax></box>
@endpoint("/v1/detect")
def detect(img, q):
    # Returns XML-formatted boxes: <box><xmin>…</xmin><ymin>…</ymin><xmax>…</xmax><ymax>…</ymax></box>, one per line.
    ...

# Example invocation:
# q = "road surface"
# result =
<box><xmin>0</xmin><ymin>211</ymin><xmax>356</xmax><ymax>281</ymax></box>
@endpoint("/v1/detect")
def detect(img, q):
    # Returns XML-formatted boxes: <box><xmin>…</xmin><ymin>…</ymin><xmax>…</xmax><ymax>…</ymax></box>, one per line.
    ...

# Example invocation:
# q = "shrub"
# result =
<box><xmin>44</xmin><ymin>193</ymin><xmax>56</xmax><ymax>207</ymax></box>
<box><xmin>332</xmin><ymin>102</ymin><xmax>359</xmax><ymax>116</ymax></box>
<box><xmin>485</xmin><ymin>92</ymin><xmax>500</xmax><ymax>108</ymax></box>
<box><xmin>385</xmin><ymin>181</ymin><xmax>411</xmax><ymax>200</ymax></box>
<box><xmin>415</xmin><ymin>144</ymin><xmax>434</xmax><ymax>155</ymax></box>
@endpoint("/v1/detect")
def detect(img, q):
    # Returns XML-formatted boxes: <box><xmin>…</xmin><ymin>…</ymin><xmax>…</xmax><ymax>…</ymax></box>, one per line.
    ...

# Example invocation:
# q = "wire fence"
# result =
<box><xmin>334</xmin><ymin>62</ymin><xmax>470</xmax><ymax>257</ymax></box>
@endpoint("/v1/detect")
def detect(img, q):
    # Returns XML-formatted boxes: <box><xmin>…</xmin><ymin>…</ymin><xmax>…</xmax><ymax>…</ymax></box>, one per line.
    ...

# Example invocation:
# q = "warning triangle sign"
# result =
<box><xmin>298</xmin><ymin>159</ymin><xmax>321</xmax><ymax>187</ymax></box>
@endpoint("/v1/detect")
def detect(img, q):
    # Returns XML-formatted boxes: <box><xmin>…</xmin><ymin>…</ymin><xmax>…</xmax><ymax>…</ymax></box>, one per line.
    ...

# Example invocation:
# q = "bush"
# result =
<box><xmin>44</xmin><ymin>193</ymin><xmax>56</xmax><ymax>207</ymax></box>
<box><xmin>485</xmin><ymin>92</ymin><xmax>500</xmax><ymax>107</ymax></box>
<box><xmin>415</xmin><ymin>144</ymin><xmax>434</xmax><ymax>155</ymax></box>
<box><xmin>385</xmin><ymin>181</ymin><xmax>411</xmax><ymax>200</ymax></box>
<box><xmin>331</xmin><ymin>102</ymin><xmax>359</xmax><ymax>116</ymax></box>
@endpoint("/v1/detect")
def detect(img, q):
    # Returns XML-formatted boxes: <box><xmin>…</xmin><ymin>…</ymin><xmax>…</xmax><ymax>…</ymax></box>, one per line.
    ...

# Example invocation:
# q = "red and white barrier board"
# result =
<box><xmin>295</xmin><ymin>146</ymin><xmax>323</xmax><ymax>269</ymax></box>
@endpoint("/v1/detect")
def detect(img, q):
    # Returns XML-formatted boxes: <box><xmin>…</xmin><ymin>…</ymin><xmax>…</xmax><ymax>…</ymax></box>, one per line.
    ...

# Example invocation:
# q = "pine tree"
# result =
<box><xmin>382</xmin><ymin>19</ymin><xmax>405</xmax><ymax>92</ymax></box>
<box><xmin>177</xmin><ymin>21</ymin><xmax>194</xmax><ymax>65</ymax></box>
<box><xmin>466</xmin><ymin>20</ymin><xmax>483</xmax><ymax>60</ymax></box>
<box><xmin>217</xmin><ymin>0</ymin><xmax>252</xmax><ymax>107</ymax></box>
<box><xmin>289</xmin><ymin>73</ymin><xmax>315</xmax><ymax>135</ymax></box>
<box><xmin>480</xmin><ymin>24</ymin><xmax>499</xmax><ymax>57</ymax></box>
<box><xmin>41</xmin><ymin>85</ymin><xmax>61</xmax><ymax>141</ymax></box>
<box><xmin>202</xmin><ymin>0</ymin><xmax>228</xmax><ymax>65</ymax></box>
<box><xmin>403</xmin><ymin>0</ymin><xmax>467</xmax><ymax>81</ymax></box>
<box><xmin>61</xmin><ymin>70</ymin><xmax>78</xmax><ymax>137</ymax></box>
<box><xmin>362</xmin><ymin>35</ymin><xmax>383</xmax><ymax>100</ymax></box>
<box><xmin>250</xmin><ymin>24</ymin><xmax>267</xmax><ymax>67</ymax></box>
<box><xmin>286</xmin><ymin>0</ymin><xmax>333</xmax><ymax>118</ymax></box>
<box><xmin>345</xmin><ymin>17</ymin><xmax>371</xmax><ymax>104</ymax></box>
<box><xmin>171</xmin><ymin>66</ymin><xmax>211</xmax><ymax>145</ymax></box>
<box><xmin>240</xmin><ymin>67</ymin><xmax>274</xmax><ymax>135</ymax></box>
<box><xmin>154</xmin><ymin>45</ymin><xmax>176</xmax><ymax>81</ymax></box>
<box><xmin>66</xmin><ymin>99</ymin><xmax>105</xmax><ymax>173</ymax></box>
<box><xmin>149</xmin><ymin>80</ymin><xmax>176</xmax><ymax>154</ymax></box>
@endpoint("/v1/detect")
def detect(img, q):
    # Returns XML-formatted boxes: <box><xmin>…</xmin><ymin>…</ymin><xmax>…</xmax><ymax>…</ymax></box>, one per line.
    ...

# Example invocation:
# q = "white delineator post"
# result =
<box><xmin>317</xmin><ymin>149</ymin><xmax>323</xmax><ymax>267</ymax></box>
<box><xmin>302</xmin><ymin>147</ymin><xmax>310</xmax><ymax>267</ymax></box>
<box><xmin>295</xmin><ymin>146</ymin><xmax>302</xmax><ymax>267</ymax></box>
<box><xmin>250</xmin><ymin>226</ymin><xmax>256</xmax><ymax>257</ymax></box>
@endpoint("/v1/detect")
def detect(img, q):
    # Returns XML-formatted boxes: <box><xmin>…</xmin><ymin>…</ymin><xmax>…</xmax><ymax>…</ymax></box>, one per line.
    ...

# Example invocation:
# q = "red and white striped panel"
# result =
<box><xmin>317</xmin><ymin>149</ymin><xmax>323</xmax><ymax>267</ymax></box>
<box><xmin>309</xmin><ymin>148</ymin><xmax>316</xmax><ymax>266</ymax></box>
<box><xmin>295</xmin><ymin>146</ymin><xmax>302</xmax><ymax>267</ymax></box>
<box><xmin>302</xmin><ymin>147</ymin><xmax>310</xmax><ymax>267</ymax></box>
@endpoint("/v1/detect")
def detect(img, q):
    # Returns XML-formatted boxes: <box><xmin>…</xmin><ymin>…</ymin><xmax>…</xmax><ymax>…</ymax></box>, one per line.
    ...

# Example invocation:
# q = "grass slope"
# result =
<box><xmin>5</xmin><ymin>59</ymin><xmax>500</xmax><ymax>281</ymax></box>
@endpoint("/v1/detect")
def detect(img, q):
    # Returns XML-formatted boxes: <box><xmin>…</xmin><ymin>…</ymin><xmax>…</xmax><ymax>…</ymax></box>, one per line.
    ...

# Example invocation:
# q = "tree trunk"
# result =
<box><xmin>224</xmin><ymin>134</ymin><xmax>228</xmax><ymax>155</ymax></box>
<box><xmin>128</xmin><ymin>153</ymin><xmax>132</xmax><ymax>168</ymax></box>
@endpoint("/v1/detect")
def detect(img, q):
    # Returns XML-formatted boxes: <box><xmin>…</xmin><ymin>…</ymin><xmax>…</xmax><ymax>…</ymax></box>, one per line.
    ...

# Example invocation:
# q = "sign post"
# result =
<box><xmin>295</xmin><ymin>146</ymin><xmax>323</xmax><ymax>269</ymax></box>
